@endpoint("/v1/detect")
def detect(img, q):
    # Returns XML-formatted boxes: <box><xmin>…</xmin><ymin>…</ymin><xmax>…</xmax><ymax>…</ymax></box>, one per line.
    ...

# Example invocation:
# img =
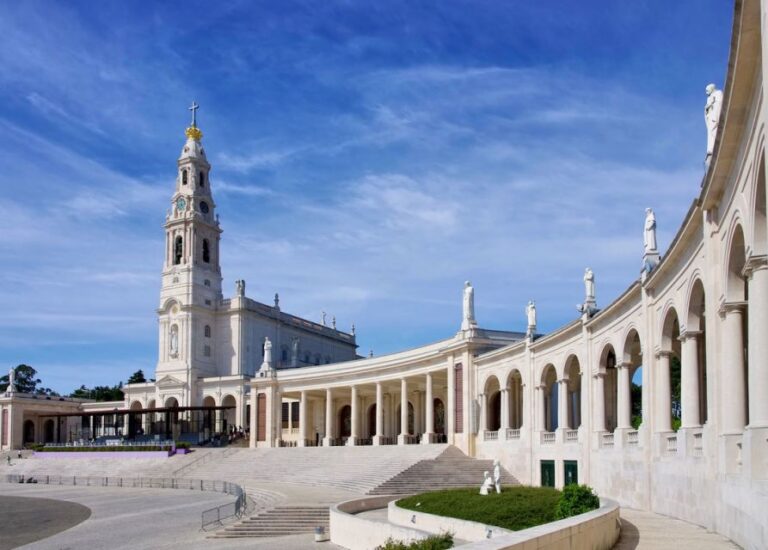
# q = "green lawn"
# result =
<box><xmin>396</xmin><ymin>487</ymin><xmax>562</xmax><ymax>531</ymax></box>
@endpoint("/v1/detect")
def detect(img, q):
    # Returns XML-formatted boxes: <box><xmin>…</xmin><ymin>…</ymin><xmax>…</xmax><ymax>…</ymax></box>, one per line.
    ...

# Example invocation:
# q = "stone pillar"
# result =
<box><xmin>374</xmin><ymin>382</ymin><xmax>384</xmax><ymax>445</ymax></box>
<box><xmin>721</xmin><ymin>304</ymin><xmax>747</xmax><ymax>433</ymax></box>
<box><xmin>593</xmin><ymin>374</ymin><xmax>606</xmax><ymax>432</ymax></box>
<box><xmin>617</xmin><ymin>362</ymin><xmax>632</xmax><ymax>430</ymax></box>
<box><xmin>680</xmin><ymin>332</ymin><xmax>702</xmax><ymax>428</ymax></box>
<box><xmin>249</xmin><ymin>390</ymin><xmax>257</xmax><ymax>448</ymax></box>
<box><xmin>323</xmin><ymin>388</ymin><xmax>334</xmax><ymax>446</ymax></box>
<box><xmin>413</xmin><ymin>390</ymin><xmax>422</xmax><ymax>435</ymax></box>
<box><xmin>656</xmin><ymin>351</ymin><xmax>672</xmax><ymax>432</ymax></box>
<box><xmin>557</xmin><ymin>380</ymin><xmax>568</xmax><ymax>431</ymax></box>
<box><xmin>446</xmin><ymin>363</ymin><xmax>455</xmax><ymax>440</ymax></box>
<box><xmin>500</xmin><ymin>388</ymin><xmax>510</xmax><ymax>431</ymax></box>
<box><xmin>747</xmin><ymin>260</ymin><xmax>768</xmax><ymax>427</ymax></box>
<box><xmin>478</xmin><ymin>393</ymin><xmax>487</xmax><ymax>434</ymax></box>
<box><xmin>298</xmin><ymin>390</ymin><xmax>308</xmax><ymax>447</ymax></box>
<box><xmin>348</xmin><ymin>385</ymin><xmax>359</xmax><ymax>446</ymax></box>
<box><xmin>537</xmin><ymin>386</ymin><xmax>546</xmax><ymax>431</ymax></box>
<box><xmin>423</xmin><ymin>373</ymin><xmax>434</xmax><ymax>444</ymax></box>
<box><xmin>398</xmin><ymin>378</ymin><xmax>408</xmax><ymax>445</ymax></box>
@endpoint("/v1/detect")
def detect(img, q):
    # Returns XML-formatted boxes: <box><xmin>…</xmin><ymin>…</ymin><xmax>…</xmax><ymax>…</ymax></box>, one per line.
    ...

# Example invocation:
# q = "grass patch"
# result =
<box><xmin>397</xmin><ymin>486</ymin><xmax>562</xmax><ymax>531</ymax></box>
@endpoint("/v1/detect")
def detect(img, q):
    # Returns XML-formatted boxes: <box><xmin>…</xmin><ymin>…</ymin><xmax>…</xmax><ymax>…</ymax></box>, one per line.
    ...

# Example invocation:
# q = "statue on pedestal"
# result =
<box><xmin>526</xmin><ymin>301</ymin><xmax>536</xmax><ymax>331</ymax></box>
<box><xmin>169</xmin><ymin>325</ymin><xmax>179</xmax><ymax>358</ymax></box>
<box><xmin>259</xmin><ymin>337</ymin><xmax>274</xmax><ymax>376</ymax></box>
<box><xmin>705</xmin><ymin>83</ymin><xmax>723</xmax><ymax>163</ymax></box>
<box><xmin>235</xmin><ymin>279</ymin><xmax>246</xmax><ymax>297</ymax></box>
<box><xmin>7</xmin><ymin>367</ymin><xmax>17</xmax><ymax>393</ymax></box>
<box><xmin>461</xmin><ymin>281</ymin><xmax>477</xmax><ymax>331</ymax></box>
<box><xmin>644</xmin><ymin>208</ymin><xmax>657</xmax><ymax>253</ymax></box>
<box><xmin>584</xmin><ymin>268</ymin><xmax>595</xmax><ymax>302</ymax></box>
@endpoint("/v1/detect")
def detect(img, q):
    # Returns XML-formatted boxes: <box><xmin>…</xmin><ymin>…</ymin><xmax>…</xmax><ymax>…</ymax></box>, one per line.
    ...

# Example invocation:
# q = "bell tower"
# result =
<box><xmin>155</xmin><ymin>103</ymin><xmax>223</xmax><ymax>402</ymax></box>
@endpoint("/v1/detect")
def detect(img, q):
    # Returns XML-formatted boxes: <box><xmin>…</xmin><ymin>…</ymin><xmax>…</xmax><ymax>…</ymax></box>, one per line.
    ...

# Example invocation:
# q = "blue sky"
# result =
<box><xmin>0</xmin><ymin>1</ymin><xmax>732</xmax><ymax>393</ymax></box>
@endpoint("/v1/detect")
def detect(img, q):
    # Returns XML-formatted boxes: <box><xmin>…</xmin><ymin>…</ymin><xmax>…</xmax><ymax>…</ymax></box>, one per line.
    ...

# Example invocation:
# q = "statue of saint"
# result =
<box><xmin>644</xmin><ymin>208</ymin><xmax>657</xmax><ymax>253</ymax></box>
<box><xmin>235</xmin><ymin>279</ymin><xmax>246</xmax><ymax>297</ymax></box>
<box><xmin>584</xmin><ymin>268</ymin><xmax>595</xmax><ymax>302</ymax></box>
<box><xmin>526</xmin><ymin>300</ymin><xmax>536</xmax><ymax>329</ymax></box>
<box><xmin>705</xmin><ymin>83</ymin><xmax>723</xmax><ymax>159</ymax></box>
<box><xmin>262</xmin><ymin>337</ymin><xmax>273</xmax><ymax>369</ymax></box>
<box><xmin>322</xmin><ymin>311</ymin><xmax>327</xmax><ymax>326</ymax></box>
<box><xmin>8</xmin><ymin>367</ymin><xmax>16</xmax><ymax>393</ymax></box>
<box><xmin>462</xmin><ymin>281</ymin><xmax>477</xmax><ymax>330</ymax></box>
<box><xmin>493</xmin><ymin>459</ymin><xmax>502</xmax><ymax>494</ymax></box>
<box><xmin>479</xmin><ymin>470</ymin><xmax>494</xmax><ymax>496</ymax></box>
<box><xmin>274</xmin><ymin>293</ymin><xmax>280</xmax><ymax>309</ymax></box>
<box><xmin>169</xmin><ymin>325</ymin><xmax>179</xmax><ymax>357</ymax></box>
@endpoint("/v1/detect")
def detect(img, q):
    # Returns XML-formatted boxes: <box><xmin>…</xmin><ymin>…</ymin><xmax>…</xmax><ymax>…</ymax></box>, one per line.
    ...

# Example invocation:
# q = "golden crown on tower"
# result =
<box><xmin>185</xmin><ymin>126</ymin><xmax>203</xmax><ymax>141</ymax></box>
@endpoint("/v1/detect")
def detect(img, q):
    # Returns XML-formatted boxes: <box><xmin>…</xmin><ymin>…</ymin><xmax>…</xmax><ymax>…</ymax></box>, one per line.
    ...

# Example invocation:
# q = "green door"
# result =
<box><xmin>564</xmin><ymin>460</ymin><xmax>578</xmax><ymax>486</ymax></box>
<box><xmin>540</xmin><ymin>460</ymin><xmax>555</xmax><ymax>487</ymax></box>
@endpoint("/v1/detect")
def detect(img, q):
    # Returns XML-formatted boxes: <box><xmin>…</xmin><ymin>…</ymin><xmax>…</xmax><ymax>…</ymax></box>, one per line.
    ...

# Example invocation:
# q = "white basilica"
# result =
<box><xmin>1</xmin><ymin>1</ymin><xmax>767</xmax><ymax>547</ymax></box>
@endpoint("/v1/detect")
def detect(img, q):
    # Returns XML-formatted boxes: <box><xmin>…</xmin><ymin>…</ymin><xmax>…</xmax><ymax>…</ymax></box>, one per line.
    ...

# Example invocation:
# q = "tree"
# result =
<box><xmin>127</xmin><ymin>369</ymin><xmax>147</xmax><ymax>384</ymax></box>
<box><xmin>70</xmin><ymin>383</ymin><xmax>124</xmax><ymax>402</ymax></box>
<box><xmin>0</xmin><ymin>365</ymin><xmax>58</xmax><ymax>395</ymax></box>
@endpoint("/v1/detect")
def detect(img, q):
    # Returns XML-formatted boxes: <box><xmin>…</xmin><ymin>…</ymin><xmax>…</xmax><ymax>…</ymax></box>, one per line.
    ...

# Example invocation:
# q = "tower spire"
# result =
<box><xmin>189</xmin><ymin>101</ymin><xmax>199</xmax><ymax>127</ymax></box>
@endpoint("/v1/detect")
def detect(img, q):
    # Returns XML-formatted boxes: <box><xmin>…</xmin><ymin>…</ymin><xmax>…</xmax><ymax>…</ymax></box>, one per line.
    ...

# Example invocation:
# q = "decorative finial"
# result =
<box><xmin>351</xmin><ymin>323</ymin><xmax>356</xmax><ymax>336</ymax></box>
<box><xmin>274</xmin><ymin>292</ymin><xmax>280</xmax><ymax>309</ymax></box>
<box><xmin>185</xmin><ymin>101</ymin><xmax>203</xmax><ymax>141</ymax></box>
<box><xmin>369</xmin><ymin>349</ymin><xmax>374</xmax><ymax>358</ymax></box>
<box><xmin>332</xmin><ymin>316</ymin><xmax>336</xmax><ymax>329</ymax></box>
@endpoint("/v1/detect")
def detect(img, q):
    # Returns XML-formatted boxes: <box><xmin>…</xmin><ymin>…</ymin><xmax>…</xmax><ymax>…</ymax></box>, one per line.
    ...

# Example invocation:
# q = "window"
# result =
<box><xmin>174</xmin><ymin>236</ymin><xmax>183</xmax><ymax>265</ymax></box>
<box><xmin>204</xmin><ymin>344</ymin><xmax>211</xmax><ymax>357</ymax></box>
<box><xmin>291</xmin><ymin>402</ymin><xmax>299</xmax><ymax>429</ymax></box>
<box><xmin>204</xmin><ymin>325</ymin><xmax>211</xmax><ymax>338</ymax></box>
<box><xmin>281</xmin><ymin>402</ymin><xmax>289</xmax><ymax>429</ymax></box>
<box><xmin>182</xmin><ymin>170</ymin><xmax>188</xmax><ymax>185</ymax></box>
<box><xmin>202</xmin><ymin>239</ymin><xmax>210</xmax><ymax>263</ymax></box>
<box><xmin>204</xmin><ymin>299</ymin><xmax>211</xmax><ymax>305</ymax></box>
<box><xmin>199</xmin><ymin>171</ymin><xmax>205</xmax><ymax>188</ymax></box>
<box><xmin>204</xmin><ymin>279</ymin><xmax>211</xmax><ymax>287</ymax></box>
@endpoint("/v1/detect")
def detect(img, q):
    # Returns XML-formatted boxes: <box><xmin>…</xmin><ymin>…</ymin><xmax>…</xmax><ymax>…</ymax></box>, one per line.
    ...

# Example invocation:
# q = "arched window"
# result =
<box><xmin>174</xmin><ymin>236</ymin><xmax>183</xmax><ymax>265</ymax></box>
<box><xmin>202</xmin><ymin>239</ymin><xmax>210</xmax><ymax>263</ymax></box>
<box><xmin>199</xmin><ymin>171</ymin><xmax>205</xmax><ymax>188</ymax></box>
<box><xmin>281</xmin><ymin>347</ymin><xmax>288</xmax><ymax>362</ymax></box>
<box><xmin>182</xmin><ymin>170</ymin><xmax>188</xmax><ymax>185</ymax></box>
<box><xmin>204</xmin><ymin>325</ymin><xmax>211</xmax><ymax>338</ymax></box>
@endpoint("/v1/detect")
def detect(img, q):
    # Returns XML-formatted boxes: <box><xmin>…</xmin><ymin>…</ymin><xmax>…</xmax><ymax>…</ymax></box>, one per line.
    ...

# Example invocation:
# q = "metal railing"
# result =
<box><xmin>1</xmin><ymin>473</ymin><xmax>248</xmax><ymax>531</ymax></box>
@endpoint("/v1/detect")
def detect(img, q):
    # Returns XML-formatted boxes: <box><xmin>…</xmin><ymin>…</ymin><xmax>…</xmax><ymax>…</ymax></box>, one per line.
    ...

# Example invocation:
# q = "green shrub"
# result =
<box><xmin>555</xmin><ymin>484</ymin><xmax>600</xmax><ymax>519</ymax></box>
<box><xmin>175</xmin><ymin>441</ymin><xmax>191</xmax><ymax>450</ymax></box>
<box><xmin>376</xmin><ymin>533</ymin><xmax>453</xmax><ymax>550</ymax></box>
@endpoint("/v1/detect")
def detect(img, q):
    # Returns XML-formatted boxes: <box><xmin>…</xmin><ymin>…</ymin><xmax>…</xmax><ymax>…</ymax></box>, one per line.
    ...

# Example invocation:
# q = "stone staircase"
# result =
<box><xmin>368</xmin><ymin>446</ymin><xmax>518</xmax><ymax>495</ymax></box>
<box><xmin>211</xmin><ymin>506</ymin><xmax>329</xmax><ymax>538</ymax></box>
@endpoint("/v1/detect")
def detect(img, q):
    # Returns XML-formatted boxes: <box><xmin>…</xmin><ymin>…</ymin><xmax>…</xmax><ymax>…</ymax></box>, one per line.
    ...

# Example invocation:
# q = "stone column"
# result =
<box><xmin>721</xmin><ymin>304</ymin><xmax>747</xmax><ymax>433</ymax></box>
<box><xmin>500</xmin><ymin>388</ymin><xmax>510</xmax><ymax>432</ymax></box>
<box><xmin>398</xmin><ymin>378</ymin><xmax>408</xmax><ymax>445</ymax></box>
<box><xmin>593</xmin><ymin>374</ymin><xmax>606</xmax><ymax>432</ymax></box>
<box><xmin>347</xmin><ymin>385</ymin><xmax>358</xmax><ymax>446</ymax></box>
<box><xmin>680</xmin><ymin>332</ymin><xmax>702</xmax><ymax>428</ymax></box>
<box><xmin>478</xmin><ymin>393</ymin><xmax>487</xmax><ymax>434</ymax></box>
<box><xmin>656</xmin><ymin>351</ymin><xmax>672</xmax><ymax>433</ymax></box>
<box><xmin>423</xmin><ymin>373</ymin><xmax>434</xmax><ymax>444</ymax></box>
<box><xmin>323</xmin><ymin>388</ymin><xmax>333</xmax><ymax>446</ymax></box>
<box><xmin>413</xmin><ymin>390</ymin><xmax>422</xmax><ymax>435</ymax></box>
<box><xmin>298</xmin><ymin>390</ymin><xmax>308</xmax><ymax>447</ymax></box>
<box><xmin>446</xmin><ymin>363</ymin><xmax>455</xmax><ymax>440</ymax></box>
<box><xmin>747</xmin><ymin>259</ymin><xmax>768</xmax><ymax>426</ymax></box>
<box><xmin>249</xmin><ymin>390</ymin><xmax>257</xmax><ymax>448</ymax></box>
<box><xmin>374</xmin><ymin>382</ymin><xmax>384</xmax><ymax>445</ymax></box>
<box><xmin>557</xmin><ymin>380</ymin><xmax>569</xmax><ymax>431</ymax></box>
<box><xmin>617</xmin><ymin>362</ymin><xmax>632</xmax><ymax>430</ymax></box>
<box><xmin>537</xmin><ymin>386</ymin><xmax>546</xmax><ymax>431</ymax></box>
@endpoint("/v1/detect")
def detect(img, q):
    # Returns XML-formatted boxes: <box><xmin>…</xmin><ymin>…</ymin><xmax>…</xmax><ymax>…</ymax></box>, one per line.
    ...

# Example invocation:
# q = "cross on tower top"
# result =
<box><xmin>189</xmin><ymin>101</ymin><xmax>200</xmax><ymax>127</ymax></box>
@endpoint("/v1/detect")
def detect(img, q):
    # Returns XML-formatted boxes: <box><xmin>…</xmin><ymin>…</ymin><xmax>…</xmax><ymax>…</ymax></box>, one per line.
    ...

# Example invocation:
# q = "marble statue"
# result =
<box><xmin>259</xmin><ymin>337</ymin><xmax>273</xmax><ymax>375</ymax></box>
<box><xmin>322</xmin><ymin>311</ymin><xmax>327</xmax><ymax>326</ymax></box>
<box><xmin>351</xmin><ymin>323</ymin><xmax>356</xmax><ymax>336</ymax></box>
<box><xmin>274</xmin><ymin>293</ymin><xmax>280</xmax><ymax>308</ymax></box>
<box><xmin>291</xmin><ymin>337</ymin><xmax>300</xmax><ymax>368</ymax></box>
<box><xmin>7</xmin><ymin>367</ymin><xmax>16</xmax><ymax>393</ymax></box>
<box><xmin>584</xmin><ymin>268</ymin><xmax>595</xmax><ymax>302</ymax></box>
<box><xmin>479</xmin><ymin>471</ymin><xmax>494</xmax><ymax>496</ymax></box>
<box><xmin>332</xmin><ymin>316</ymin><xmax>336</xmax><ymax>330</ymax></box>
<box><xmin>526</xmin><ymin>300</ymin><xmax>536</xmax><ymax>329</ymax></box>
<box><xmin>705</xmin><ymin>83</ymin><xmax>723</xmax><ymax>160</ymax></box>
<box><xmin>462</xmin><ymin>281</ymin><xmax>477</xmax><ymax>330</ymax></box>
<box><xmin>169</xmin><ymin>325</ymin><xmax>179</xmax><ymax>357</ymax></box>
<box><xmin>644</xmin><ymin>208</ymin><xmax>657</xmax><ymax>253</ymax></box>
<box><xmin>493</xmin><ymin>459</ymin><xmax>502</xmax><ymax>494</ymax></box>
<box><xmin>235</xmin><ymin>279</ymin><xmax>245</xmax><ymax>297</ymax></box>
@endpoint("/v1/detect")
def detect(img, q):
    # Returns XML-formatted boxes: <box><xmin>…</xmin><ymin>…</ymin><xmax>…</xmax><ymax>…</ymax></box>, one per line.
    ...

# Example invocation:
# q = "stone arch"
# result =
<box><xmin>725</xmin><ymin>221</ymin><xmax>747</xmax><ymax>301</ymax></box>
<box><xmin>506</xmin><ymin>368</ymin><xmax>524</xmax><ymax>430</ymax></box>
<box><xmin>23</xmin><ymin>419</ymin><xmax>35</xmax><ymax>443</ymax></box>
<box><xmin>202</xmin><ymin>395</ymin><xmax>216</xmax><ymax>433</ymax></box>
<box><xmin>483</xmin><ymin>375</ymin><xmax>501</xmax><ymax>431</ymax></box>
<box><xmin>563</xmin><ymin>355</ymin><xmax>582</xmax><ymax>429</ymax></box>
<box><xmin>684</xmin><ymin>278</ymin><xmax>708</xmax><ymax>426</ymax></box>
<box><xmin>659</xmin><ymin>307</ymin><xmax>681</xmax><ymax>432</ymax></box>
<box><xmin>724</xmin><ymin>220</ymin><xmax>749</xmax><ymax>430</ymax></box>
<box><xmin>599</xmin><ymin>344</ymin><xmax>618</xmax><ymax>432</ymax></box>
<box><xmin>621</xmin><ymin>328</ymin><xmax>643</xmax><ymax>429</ymax></box>
<box><xmin>44</xmin><ymin>419</ymin><xmax>54</xmax><ymax>443</ymax></box>
<box><xmin>540</xmin><ymin>364</ymin><xmax>558</xmax><ymax>432</ymax></box>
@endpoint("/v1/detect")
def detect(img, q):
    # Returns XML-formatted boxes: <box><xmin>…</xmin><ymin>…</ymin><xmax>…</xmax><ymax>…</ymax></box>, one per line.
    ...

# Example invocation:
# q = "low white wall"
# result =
<box><xmin>388</xmin><ymin>499</ymin><xmax>512</xmax><ymax>541</ymax></box>
<box><xmin>330</xmin><ymin>495</ymin><xmax>432</xmax><ymax>550</ymax></box>
<box><xmin>458</xmin><ymin>498</ymin><xmax>620</xmax><ymax>550</ymax></box>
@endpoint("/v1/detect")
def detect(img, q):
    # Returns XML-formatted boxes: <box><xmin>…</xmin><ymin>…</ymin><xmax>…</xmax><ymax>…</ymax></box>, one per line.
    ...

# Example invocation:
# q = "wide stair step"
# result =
<box><xmin>368</xmin><ymin>446</ymin><xmax>519</xmax><ymax>495</ymax></box>
<box><xmin>211</xmin><ymin>506</ymin><xmax>329</xmax><ymax>538</ymax></box>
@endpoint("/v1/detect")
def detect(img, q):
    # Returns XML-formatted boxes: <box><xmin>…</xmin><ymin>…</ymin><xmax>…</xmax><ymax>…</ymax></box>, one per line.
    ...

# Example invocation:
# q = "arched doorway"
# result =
<box><xmin>164</xmin><ymin>397</ymin><xmax>179</xmax><ymax>439</ymax></box>
<box><xmin>507</xmin><ymin>370</ymin><xmax>524</xmax><ymax>430</ymax></box>
<box><xmin>684</xmin><ymin>280</ymin><xmax>708</xmax><ymax>427</ymax></box>
<box><xmin>622</xmin><ymin>329</ymin><xmax>643</xmax><ymax>429</ymax></box>
<box><xmin>202</xmin><ymin>396</ymin><xmax>216</xmax><ymax>434</ymax></box>
<box><xmin>660</xmin><ymin>308</ymin><xmax>681</xmax><ymax>432</ymax></box>
<box><xmin>339</xmin><ymin>405</ymin><xmax>351</xmax><ymax>438</ymax></box>
<box><xmin>222</xmin><ymin>395</ymin><xmax>237</xmax><ymax>432</ymax></box>
<box><xmin>23</xmin><ymin>420</ymin><xmax>35</xmax><ymax>444</ymax></box>
<box><xmin>129</xmin><ymin>401</ymin><xmax>143</xmax><ymax>438</ymax></box>
<box><xmin>600</xmin><ymin>345</ymin><xmax>618</xmax><ymax>432</ymax></box>
<box><xmin>564</xmin><ymin>356</ymin><xmax>581</xmax><ymax>429</ymax></box>
<box><xmin>541</xmin><ymin>365</ymin><xmax>557</xmax><ymax>432</ymax></box>
<box><xmin>484</xmin><ymin>375</ymin><xmax>501</xmax><ymax>431</ymax></box>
